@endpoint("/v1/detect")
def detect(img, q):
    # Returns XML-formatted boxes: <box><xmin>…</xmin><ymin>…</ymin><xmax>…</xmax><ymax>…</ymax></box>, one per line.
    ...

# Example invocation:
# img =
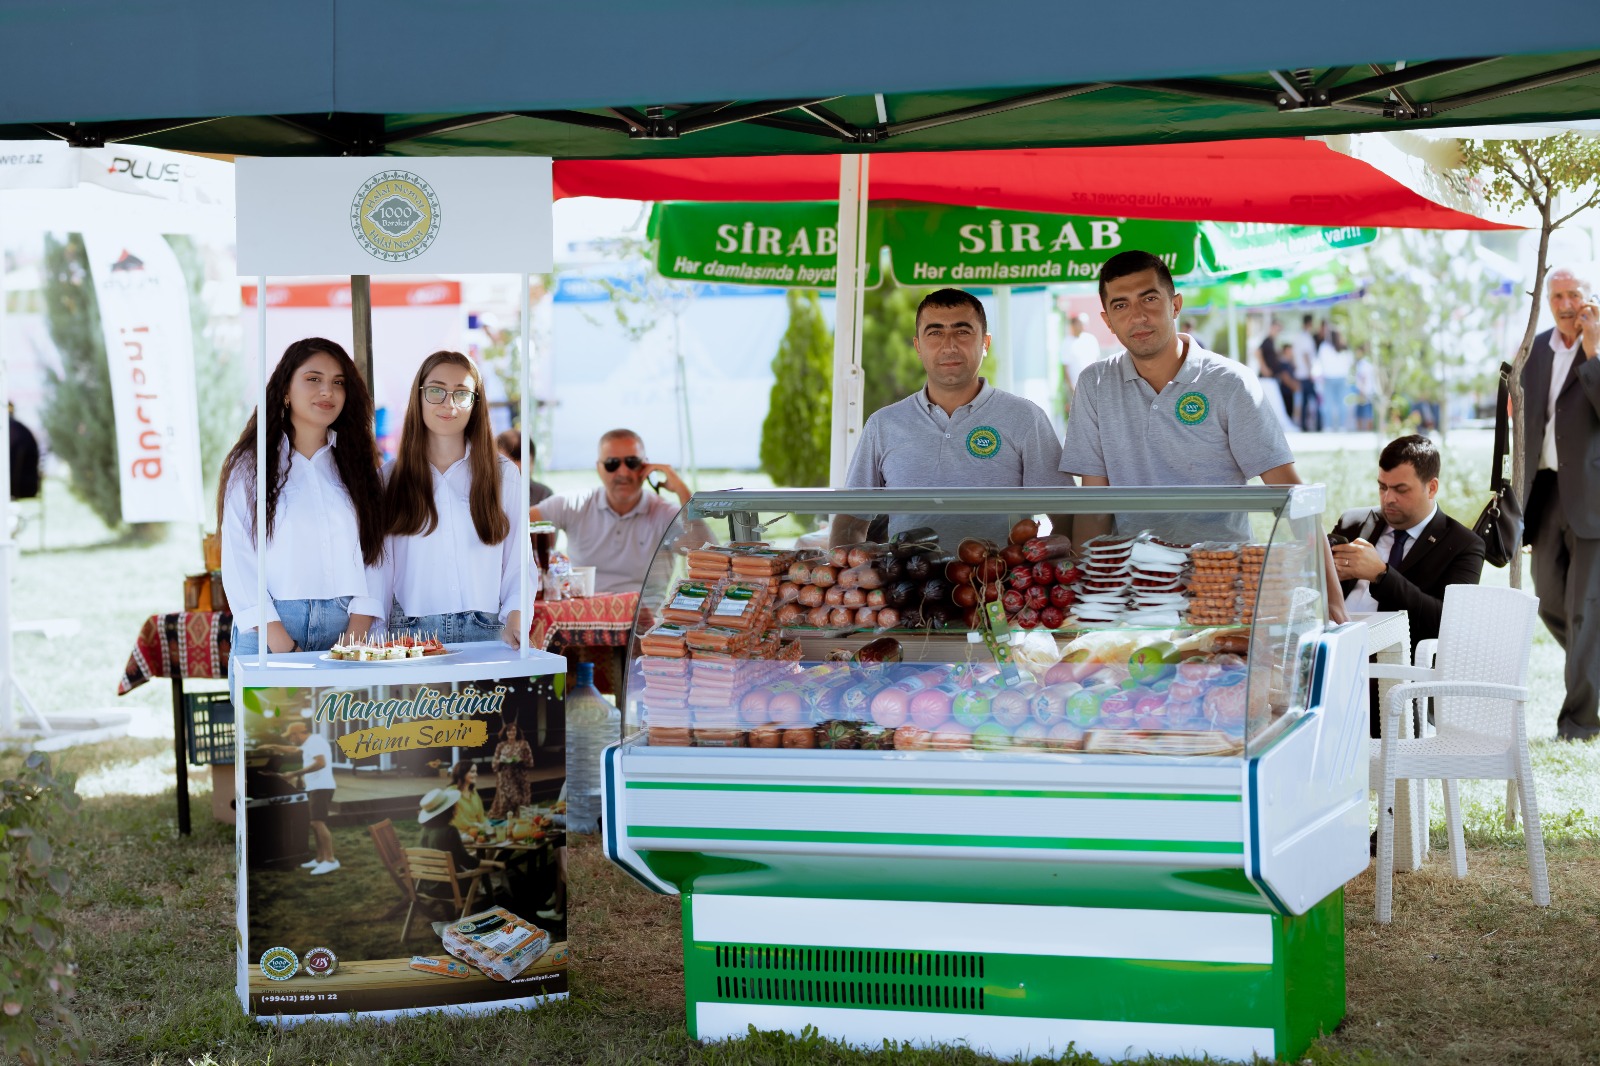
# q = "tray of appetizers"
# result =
<box><xmin>320</xmin><ymin>635</ymin><xmax>456</xmax><ymax>664</ymax></box>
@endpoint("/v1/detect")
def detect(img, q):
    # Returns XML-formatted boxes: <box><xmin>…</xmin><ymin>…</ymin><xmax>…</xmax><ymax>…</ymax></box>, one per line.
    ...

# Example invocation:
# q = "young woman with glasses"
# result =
<box><xmin>382</xmin><ymin>350</ymin><xmax>527</xmax><ymax>646</ymax></box>
<box><xmin>218</xmin><ymin>338</ymin><xmax>386</xmax><ymax>656</ymax></box>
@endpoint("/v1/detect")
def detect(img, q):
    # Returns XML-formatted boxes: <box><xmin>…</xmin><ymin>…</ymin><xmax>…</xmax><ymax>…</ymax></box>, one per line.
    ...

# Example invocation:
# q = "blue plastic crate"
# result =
<box><xmin>184</xmin><ymin>691</ymin><xmax>235</xmax><ymax>766</ymax></box>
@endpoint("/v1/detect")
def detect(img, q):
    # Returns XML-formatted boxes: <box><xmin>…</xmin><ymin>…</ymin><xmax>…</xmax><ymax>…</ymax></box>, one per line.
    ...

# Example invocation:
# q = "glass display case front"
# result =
<box><xmin>627</xmin><ymin>486</ymin><xmax>1328</xmax><ymax>761</ymax></box>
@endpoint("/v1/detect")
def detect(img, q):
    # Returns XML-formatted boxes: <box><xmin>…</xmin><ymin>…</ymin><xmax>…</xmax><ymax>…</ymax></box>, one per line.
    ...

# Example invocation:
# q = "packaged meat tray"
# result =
<box><xmin>440</xmin><ymin>906</ymin><xmax>551</xmax><ymax>981</ymax></box>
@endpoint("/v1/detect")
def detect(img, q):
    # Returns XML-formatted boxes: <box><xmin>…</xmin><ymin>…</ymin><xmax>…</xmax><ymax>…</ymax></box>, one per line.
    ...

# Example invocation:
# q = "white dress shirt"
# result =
<box><xmin>383</xmin><ymin>449</ymin><xmax>529</xmax><ymax>622</ymax></box>
<box><xmin>1540</xmin><ymin>329</ymin><xmax>1582</xmax><ymax>471</ymax></box>
<box><xmin>1344</xmin><ymin>504</ymin><xmax>1437</xmax><ymax>615</ymax></box>
<box><xmin>220</xmin><ymin>431</ymin><xmax>383</xmax><ymax>633</ymax></box>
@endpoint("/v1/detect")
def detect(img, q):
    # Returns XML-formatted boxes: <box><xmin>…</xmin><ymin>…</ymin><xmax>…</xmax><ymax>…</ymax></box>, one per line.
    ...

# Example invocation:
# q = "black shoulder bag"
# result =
<box><xmin>1472</xmin><ymin>361</ymin><xmax>1523</xmax><ymax>568</ymax></box>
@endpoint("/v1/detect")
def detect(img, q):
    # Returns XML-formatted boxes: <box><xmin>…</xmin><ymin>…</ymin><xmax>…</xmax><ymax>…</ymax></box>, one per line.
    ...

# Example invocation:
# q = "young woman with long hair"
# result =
<box><xmin>218</xmin><ymin>338</ymin><xmax>385</xmax><ymax>656</ymax></box>
<box><xmin>383</xmin><ymin>350</ymin><xmax>526</xmax><ymax>646</ymax></box>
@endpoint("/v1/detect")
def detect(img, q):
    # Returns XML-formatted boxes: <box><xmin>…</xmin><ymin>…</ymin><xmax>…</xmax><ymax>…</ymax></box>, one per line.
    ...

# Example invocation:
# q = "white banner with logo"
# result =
<box><xmin>0</xmin><ymin>140</ymin><xmax>75</xmax><ymax>191</ymax></box>
<box><xmin>0</xmin><ymin>140</ymin><xmax>232</xmax><ymax>206</ymax></box>
<box><xmin>235</xmin><ymin>157</ymin><xmax>553</xmax><ymax>275</ymax></box>
<box><xmin>82</xmin><ymin>231</ymin><xmax>203</xmax><ymax>523</ymax></box>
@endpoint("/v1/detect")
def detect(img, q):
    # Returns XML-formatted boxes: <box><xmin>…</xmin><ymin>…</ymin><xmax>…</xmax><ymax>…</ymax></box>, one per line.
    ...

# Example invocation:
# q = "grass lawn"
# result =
<box><xmin>7</xmin><ymin>438</ymin><xmax>1600</xmax><ymax>1064</ymax></box>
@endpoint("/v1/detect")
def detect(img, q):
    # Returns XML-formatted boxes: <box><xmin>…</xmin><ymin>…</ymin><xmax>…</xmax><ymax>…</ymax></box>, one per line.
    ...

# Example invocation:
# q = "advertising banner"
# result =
<box><xmin>236</xmin><ymin>157</ymin><xmax>553</xmax><ymax>275</ymax></box>
<box><xmin>1182</xmin><ymin>265</ymin><xmax>1362</xmax><ymax>310</ymax></box>
<box><xmin>82</xmin><ymin>230</ymin><xmax>203</xmax><ymax>524</ymax></box>
<box><xmin>651</xmin><ymin>202</ymin><xmax>1199</xmax><ymax>288</ymax></box>
<box><xmin>235</xmin><ymin>650</ymin><xmax>569</xmax><ymax>1020</ymax></box>
<box><xmin>650</xmin><ymin>201</ymin><xmax>884</xmax><ymax>287</ymax></box>
<box><xmin>1198</xmin><ymin>223</ymin><xmax>1376</xmax><ymax>276</ymax></box>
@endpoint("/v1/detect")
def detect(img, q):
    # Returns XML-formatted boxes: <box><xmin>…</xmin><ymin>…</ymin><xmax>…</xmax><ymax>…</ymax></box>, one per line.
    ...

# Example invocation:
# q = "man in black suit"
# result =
<box><xmin>1520</xmin><ymin>268</ymin><xmax>1600</xmax><ymax>741</ymax></box>
<box><xmin>1330</xmin><ymin>434</ymin><xmax>1486</xmax><ymax>737</ymax></box>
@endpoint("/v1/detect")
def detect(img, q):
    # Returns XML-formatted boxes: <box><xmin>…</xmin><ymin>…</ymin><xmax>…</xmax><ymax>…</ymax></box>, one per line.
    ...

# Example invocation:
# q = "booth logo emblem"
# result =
<box><xmin>965</xmin><ymin>425</ymin><xmax>1001</xmax><ymax>459</ymax></box>
<box><xmin>1175</xmin><ymin>391</ymin><xmax>1210</xmax><ymax>425</ymax></box>
<box><xmin>351</xmin><ymin>170</ymin><xmax>441</xmax><ymax>262</ymax></box>
<box><xmin>259</xmin><ymin>946</ymin><xmax>300</xmax><ymax>981</ymax></box>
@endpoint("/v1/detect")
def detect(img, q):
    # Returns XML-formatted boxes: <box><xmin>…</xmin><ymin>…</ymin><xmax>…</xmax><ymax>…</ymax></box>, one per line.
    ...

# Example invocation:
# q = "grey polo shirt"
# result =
<box><xmin>845</xmin><ymin>380</ymin><xmax>1068</xmax><ymax>545</ymax></box>
<box><xmin>1060</xmin><ymin>343</ymin><xmax>1295</xmax><ymax>541</ymax></box>
<box><xmin>539</xmin><ymin>487</ymin><xmax>701</xmax><ymax>600</ymax></box>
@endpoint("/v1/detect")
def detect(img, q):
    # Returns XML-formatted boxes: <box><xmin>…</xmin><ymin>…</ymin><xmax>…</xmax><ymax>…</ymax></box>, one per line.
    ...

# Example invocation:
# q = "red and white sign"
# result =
<box><xmin>83</xmin><ymin>230</ymin><xmax>203</xmax><ymax>523</ymax></box>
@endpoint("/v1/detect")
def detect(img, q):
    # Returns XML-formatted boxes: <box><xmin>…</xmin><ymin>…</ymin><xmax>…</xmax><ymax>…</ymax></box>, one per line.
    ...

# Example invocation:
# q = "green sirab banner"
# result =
<box><xmin>1182</xmin><ymin>265</ymin><xmax>1362</xmax><ymax>309</ymax></box>
<box><xmin>1198</xmin><ymin>222</ymin><xmax>1376</xmax><ymax>275</ymax></box>
<box><xmin>650</xmin><ymin>202</ymin><xmax>1375</xmax><ymax>290</ymax></box>
<box><xmin>649</xmin><ymin>201</ymin><xmax>884</xmax><ymax>288</ymax></box>
<box><xmin>880</xmin><ymin>204</ymin><xmax>1199</xmax><ymax>286</ymax></box>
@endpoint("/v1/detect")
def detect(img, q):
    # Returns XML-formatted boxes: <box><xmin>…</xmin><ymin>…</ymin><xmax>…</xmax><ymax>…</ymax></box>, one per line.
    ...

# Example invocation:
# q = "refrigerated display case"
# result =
<box><xmin>603</xmin><ymin>486</ymin><xmax>1369</xmax><ymax>1062</ymax></box>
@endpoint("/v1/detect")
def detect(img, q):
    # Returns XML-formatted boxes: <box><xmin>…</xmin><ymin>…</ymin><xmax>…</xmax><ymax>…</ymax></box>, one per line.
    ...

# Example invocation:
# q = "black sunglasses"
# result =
<box><xmin>602</xmin><ymin>456</ymin><xmax>644</xmax><ymax>472</ymax></box>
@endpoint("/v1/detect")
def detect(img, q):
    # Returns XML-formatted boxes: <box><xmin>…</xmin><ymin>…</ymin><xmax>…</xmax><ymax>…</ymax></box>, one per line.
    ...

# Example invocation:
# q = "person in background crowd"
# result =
<box><xmin>1254</xmin><ymin>319</ymin><xmax>1298</xmax><ymax>415</ymax></box>
<box><xmin>1291</xmin><ymin>314</ymin><xmax>1322</xmax><ymax>432</ymax></box>
<box><xmin>1520</xmin><ymin>267</ymin><xmax>1600</xmax><ymax>741</ymax></box>
<box><xmin>832</xmin><ymin>287</ymin><xmax>1068</xmax><ymax>548</ymax></box>
<box><xmin>496</xmin><ymin>427</ymin><xmax>554</xmax><ymax>506</ymax></box>
<box><xmin>531</xmin><ymin>429</ymin><xmax>710</xmax><ymax>599</ymax></box>
<box><xmin>1352</xmin><ymin>345</ymin><xmax>1377</xmax><ymax>430</ymax></box>
<box><xmin>383</xmin><ymin>351</ymin><xmax>525</xmax><ymax>647</ymax></box>
<box><xmin>1062</xmin><ymin>311</ymin><xmax>1103</xmax><ymax>404</ymax></box>
<box><xmin>1318</xmin><ymin>328</ymin><xmax>1353</xmax><ymax>432</ymax></box>
<box><xmin>1060</xmin><ymin>250</ymin><xmax>1347</xmax><ymax>620</ymax></box>
<box><xmin>1330</xmin><ymin>434</ymin><xmax>1485</xmax><ymax>737</ymax></box>
<box><xmin>1180</xmin><ymin>317</ymin><xmax>1210</xmax><ymax>353</ymax></box>
<box><xmin>218</xmin><ymin>338</ymin><xmax>386</xmax><ymax>656</ymax></box>
<box><xmin>261</xmin><ymin>719</ymin><xmax>341</xmax><ymax>876</ymax></box>
<box><xmin>8</xmin><ymin>403</ymin><xmax>39</xmax><ymax>502</ymax></box>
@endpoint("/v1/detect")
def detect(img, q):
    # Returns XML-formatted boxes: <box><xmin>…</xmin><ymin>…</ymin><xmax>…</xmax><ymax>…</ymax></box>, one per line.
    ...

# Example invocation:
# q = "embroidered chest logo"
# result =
<box><xmin>1174</xmin><ymin>391</ymin><xmax>1210</xmax><ymax>426</ymax></box>
<box><xmin>965</xmin><ymin>425</ymin><xmax>1001</xmax><ymax>459</ymax></box>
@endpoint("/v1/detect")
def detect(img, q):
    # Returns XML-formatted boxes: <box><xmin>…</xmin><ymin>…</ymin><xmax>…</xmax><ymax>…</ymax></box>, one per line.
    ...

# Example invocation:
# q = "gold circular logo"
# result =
<box><xmin>350</xmin><ymin>170</ymin><xmax>440</xmax><ymax>262</ymax></box>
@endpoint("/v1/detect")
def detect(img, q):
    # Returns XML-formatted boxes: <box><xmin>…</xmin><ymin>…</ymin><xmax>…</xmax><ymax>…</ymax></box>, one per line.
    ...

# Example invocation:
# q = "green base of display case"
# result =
<box><xmin>681</xmin><ymin>889</ymin><xmax>1344</xmax><ymax>1062</ymax></box>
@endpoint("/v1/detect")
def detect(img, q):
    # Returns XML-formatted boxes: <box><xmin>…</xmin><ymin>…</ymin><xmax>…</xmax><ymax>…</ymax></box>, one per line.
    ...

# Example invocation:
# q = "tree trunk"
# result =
<box><xmin>1507</xmin><ymin>200</ymin><xmax>1554</xmax><ymax>591</ymax></box>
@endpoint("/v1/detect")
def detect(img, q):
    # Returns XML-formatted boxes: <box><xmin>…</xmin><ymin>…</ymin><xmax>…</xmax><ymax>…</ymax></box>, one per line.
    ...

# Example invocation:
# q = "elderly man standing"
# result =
<box><xmin>532</xmin><ymin>429</ymin><xmax>710</xmax><ymax>599</ymax></box>
<box><xmin>1521</xmin><ymin>268</ymin><xmax>1600</xmax><ymax>741</ymax></box>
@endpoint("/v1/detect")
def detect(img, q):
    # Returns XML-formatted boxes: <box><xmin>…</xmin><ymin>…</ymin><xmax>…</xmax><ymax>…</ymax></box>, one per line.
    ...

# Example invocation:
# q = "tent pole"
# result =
<box><xmin>351</xmin><ymin>275</ymin><xmax>374</xmax><ymax>389</ymax></box>
<box><xmin>1226</xmin><ymin>287</ymin><xmax>1240</xmax><ymax>363</ymax></box>
<box><xmin>994</xmin><ymin>287</ymin><xmax>1014</xmax><ymax>393</ymax></box>
<box><xmin>257</xmin><ymin>278</ymin><xmax>268</xmax><ymax>668</ymax></box>
<box><xmin>828</xmin><ymin>155</ymin><xmax>869</xmax><ymax>486</ymax></box>
<box><xmin>0</xmin><ymin>215</ymin><xmax>12</xmax><ymax>736</ymax></box>
<box><xmin>519</xmin><ymin>273</ymin><xmax>531</xmax><ymax>659</ymax></box>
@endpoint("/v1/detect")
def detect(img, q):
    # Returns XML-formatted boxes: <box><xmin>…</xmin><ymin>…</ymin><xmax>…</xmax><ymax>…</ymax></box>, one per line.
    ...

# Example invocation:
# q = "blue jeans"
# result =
<box><xmin>388</xmin><ymin>607</ymin><xmax>504</xmax><ymax>644</ymax></box>
<box><xmin>1321</xmin><ymin>377</ymin><xmax>1351</xmax><ymax>431</ymax></box>
<box><xmin>232</xmin><ymin>596</ymin><xmax>355</xmax><ymax>656</ymax></box>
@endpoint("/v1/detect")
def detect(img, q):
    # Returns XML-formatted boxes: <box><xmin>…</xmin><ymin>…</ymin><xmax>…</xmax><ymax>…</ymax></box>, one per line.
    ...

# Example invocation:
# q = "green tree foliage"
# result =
<box><xmin>860</xmin><ymin>274</ymin><xmax>932</xmax><ymax>418</ymax></box>
<box><xmin>37</xmin><ymin>234</ymin><xmax>123</xmax><ymax>533</ymax></box>
<box><xmin>165</xmin><ymin>235</ymin><xmax>246</xmax><ymax>499</ymax></box>
<box><xmin>760</xmin><ymin>290</ymin><xmax>832</xmax><ymax>486</ymax></box>
<box><xmin>1458</xmin><ymin>133</ymin><xmax>1600</xmax><ymax>586</ymax></box>
<box><xmin>0</xmin><ymin>752</ymin><xmax>89</xmax><ymax>1065</ymax></box>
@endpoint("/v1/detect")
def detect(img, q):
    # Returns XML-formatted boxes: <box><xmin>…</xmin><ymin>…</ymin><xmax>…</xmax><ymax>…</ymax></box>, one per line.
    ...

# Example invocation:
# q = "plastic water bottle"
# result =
<box><xmin>564</xmin><ymin>662</ymin><xmax>618</xmax><ymax>834</ymax></box>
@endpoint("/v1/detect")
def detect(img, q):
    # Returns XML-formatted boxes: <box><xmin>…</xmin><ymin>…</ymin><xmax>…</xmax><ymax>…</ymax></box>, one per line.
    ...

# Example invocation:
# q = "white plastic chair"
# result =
<box><xmin>1370</xmin><ymin>584</ymin><xmax>1549</xmax><ymax>923</ymax></box>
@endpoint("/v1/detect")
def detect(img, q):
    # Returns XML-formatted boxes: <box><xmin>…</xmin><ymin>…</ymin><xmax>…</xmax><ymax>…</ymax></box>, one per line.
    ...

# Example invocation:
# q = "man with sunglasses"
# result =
<box><xmin>530</xmin><ymin>429</ymin><xmax>710</xmax><ymax>599</ymax></box>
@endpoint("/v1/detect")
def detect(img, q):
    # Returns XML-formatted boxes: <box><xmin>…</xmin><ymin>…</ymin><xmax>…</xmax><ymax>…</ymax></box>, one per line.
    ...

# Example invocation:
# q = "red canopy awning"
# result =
<box><xmin>553</xmin><ymin>139</ymin><xmax>1511</xmax><ymax>230</ymax></box>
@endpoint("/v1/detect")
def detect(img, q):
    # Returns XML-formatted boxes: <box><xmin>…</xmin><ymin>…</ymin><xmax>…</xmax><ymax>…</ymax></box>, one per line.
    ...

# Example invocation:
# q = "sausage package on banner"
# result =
<box><xmin>233</xmin><ymin>650</ymin><xmax>570</xmax><ymax>1020</ymax></box>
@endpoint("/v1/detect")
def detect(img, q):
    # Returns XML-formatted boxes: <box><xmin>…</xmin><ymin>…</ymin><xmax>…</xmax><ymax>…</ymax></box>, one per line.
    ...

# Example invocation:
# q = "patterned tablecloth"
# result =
<box><xmin>120</xmin><ymin>595</ymin><xmax>637</xmax><ymax>695</ymax></box>
<box><xmin>119</xmin><ymin>611</ymin><xmax>232</xmax><ymax>695</ymax></box>
<box><xmin>529</xmin><ymin>593</ymin><xmax>638</xmax><ymax>652</ymax></box>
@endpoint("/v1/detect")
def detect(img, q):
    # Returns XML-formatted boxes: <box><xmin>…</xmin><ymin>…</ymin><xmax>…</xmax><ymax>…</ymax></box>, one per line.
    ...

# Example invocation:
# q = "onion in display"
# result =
<box><xmin>958</xmin><ymin>538</ymin><xmax>994</xmax><ymax>565</ymax></box>
<box><xmin>1001</xmin><ymin>543</ymin><xmax>1028</xmax><ymax>568</ymax></box>
<box><xmin>951</xmin><ymin>584</ymin><xmax>979</xmax><ymax>609</ymax></box>
<box><xmin>1010</xmin><ymin>518</ymin><xmax>1039</xmax><ymax>544</ymax></box>
<box><xmin>945</xmin><ymin>559</ymin><xmax>974</xmax><ymax>585</ymax></box>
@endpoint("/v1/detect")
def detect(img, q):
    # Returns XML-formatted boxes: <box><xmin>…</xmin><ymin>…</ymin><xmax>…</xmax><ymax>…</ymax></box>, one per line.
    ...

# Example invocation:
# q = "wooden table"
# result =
<box><xmin>1355</xmin><ymin>610</ymin><xmax>1426</xmax><ymax>871</ymax></box>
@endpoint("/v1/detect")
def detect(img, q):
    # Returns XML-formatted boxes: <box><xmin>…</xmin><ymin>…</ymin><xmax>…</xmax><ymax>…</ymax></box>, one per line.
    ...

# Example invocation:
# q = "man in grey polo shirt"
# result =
<box><xmin>532</xmin><ymin>429</ymin><xmax>711</xmax><ymax>600</ymax></box>
<box><xmin>1061</xmin><ymin>250</ymin><xmax>1346</xmax><ymax>619</ymax></box>
<box><xmin>831</xmin><ymin>287</ymin><xmax>1068</xmax><ymax>547</ymax></box>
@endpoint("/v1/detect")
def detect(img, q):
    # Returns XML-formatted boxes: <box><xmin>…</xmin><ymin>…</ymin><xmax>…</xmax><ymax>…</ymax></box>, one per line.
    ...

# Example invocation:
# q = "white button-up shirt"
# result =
<box><xmin>383</xmin><ymin>449</ymin><xmax>528</xmax><ymax>622</ymax></box>
<box><xmin>220</xmin><ymin>432</ymin><xmax>382</xmax><ymax>633</ymax></box>
<box><xmin>1540</xmin><ymin>329</ymin><xmax>1582</xmax><ymax>471</ymax></box>
<box><xmin>1344</xmin><ymin>504</ymin><xmax>1436</xmax><ymax>615</ymax></box>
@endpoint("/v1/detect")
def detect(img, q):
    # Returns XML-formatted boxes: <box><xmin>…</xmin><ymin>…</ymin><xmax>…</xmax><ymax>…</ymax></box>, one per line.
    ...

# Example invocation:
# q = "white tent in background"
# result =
<box><xmin>0</xmin><ymin>141</ymin><xmax>233</xmax><ymax>748</ymax></box>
